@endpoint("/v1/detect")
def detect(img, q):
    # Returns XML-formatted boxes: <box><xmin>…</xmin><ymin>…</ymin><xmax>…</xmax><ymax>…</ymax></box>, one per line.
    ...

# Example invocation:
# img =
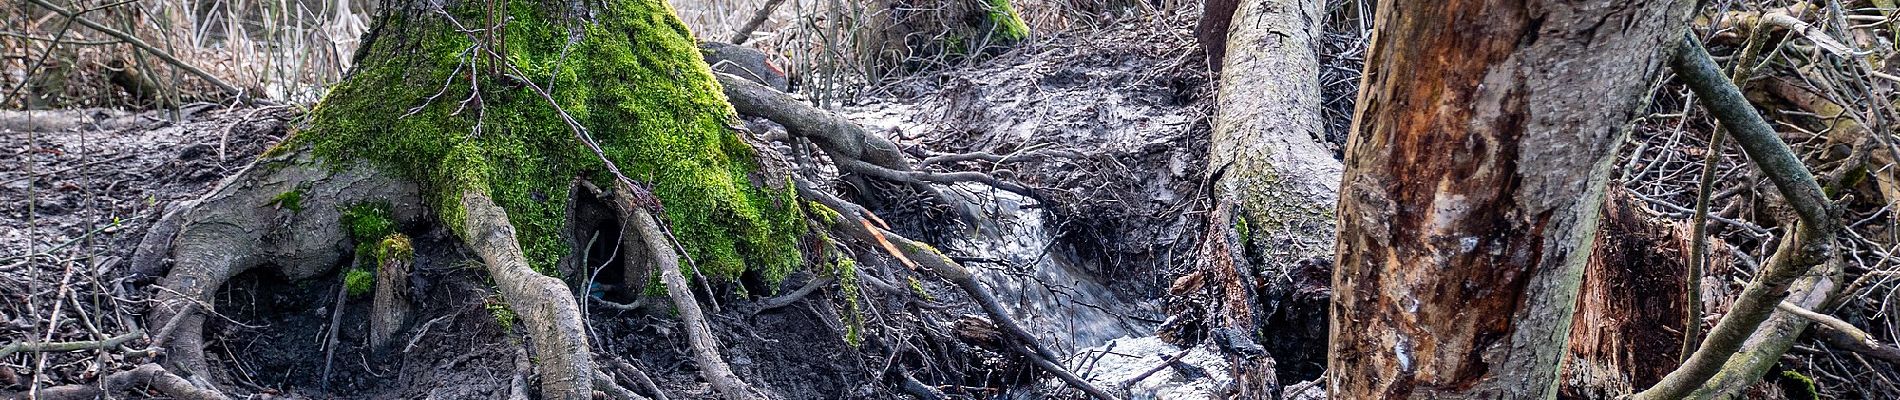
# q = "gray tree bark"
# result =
<box><xmin>1192</xmin><ymin>0</ymin><xmax>1338</xmax><ymax>396</ymax></box>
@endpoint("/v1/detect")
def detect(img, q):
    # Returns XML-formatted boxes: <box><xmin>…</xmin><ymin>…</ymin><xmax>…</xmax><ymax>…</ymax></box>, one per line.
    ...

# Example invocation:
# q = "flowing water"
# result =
<box><xmin>953</xmin><ymin>187</ymin><xmax>1148</xmax><ymax>352</ymax></box>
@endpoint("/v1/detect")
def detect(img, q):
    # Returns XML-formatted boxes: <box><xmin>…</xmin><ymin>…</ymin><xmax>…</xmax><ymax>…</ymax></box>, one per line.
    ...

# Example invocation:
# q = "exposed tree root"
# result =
<box><xmin>34</xmin><ymin>364</ymin><xmax>231</xmax><ymax>400</ymax></box>
<box><xmin>753</xmin><ymin>275</ymin><xmax>836</xmax><ymax>313</ymax></box>
<box><xmin>605</xmin><ymin>181</ymin><xmax>764</xmax><ymax>400</ymax></box>
<box><xmin>795</xmin><ymin>178</ymin><xmax>1119</xmax><ymax>400</ymax></box>
<box><xmin>0</xmin><ymin>330</ymin><xmax>142</xmax><ymax>358</ymax></box>
<box><xmin>718</xmin><ymin>72</ymin><xmax>1032</xmax><ymax>219</ymax></box>
<box><xmin>608</xmin><ymin>358</ymin><xmax>671</xmax><ymax>400</ymax></box>
<box><xmin>459</xmin><ymin>191</ymin><xmax>598</xmax><ymax>400</ymax></box>
<box><xmin>142</xmin><ymin>146</ymin><xmax>423</xmax><ymax>387</ymax></box>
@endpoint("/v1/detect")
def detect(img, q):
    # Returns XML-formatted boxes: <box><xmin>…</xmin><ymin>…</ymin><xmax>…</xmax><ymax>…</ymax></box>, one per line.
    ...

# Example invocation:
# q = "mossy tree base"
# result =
<box><xmin>133</xmin><ymin>0</ymin><xmax>1101</xmax><ymax>399</ymax></box>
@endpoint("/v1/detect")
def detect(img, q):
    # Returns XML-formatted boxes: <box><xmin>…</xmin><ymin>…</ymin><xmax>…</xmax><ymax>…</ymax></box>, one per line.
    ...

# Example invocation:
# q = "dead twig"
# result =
<box><xmin>0</xmin><ymin>330</ymin><xmax>143</xmax><ymax>358</ymax></box>
<box><xmin>22</xmin><ymin>0</ymin><xmax>253</xmax><ymax>102</ymax></box>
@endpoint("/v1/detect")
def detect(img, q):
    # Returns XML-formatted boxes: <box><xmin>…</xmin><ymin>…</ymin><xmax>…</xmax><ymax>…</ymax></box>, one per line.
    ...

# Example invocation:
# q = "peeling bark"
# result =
<box><xmin>1328</xmin><ymin>0</ymin><xmax>1692</xmax><ymax>398</ymax></box>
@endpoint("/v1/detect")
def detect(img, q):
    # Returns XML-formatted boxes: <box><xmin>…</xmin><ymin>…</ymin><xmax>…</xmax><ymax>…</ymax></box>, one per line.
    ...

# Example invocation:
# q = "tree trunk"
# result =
<box><xmin>142</xmin><ymin>0</ymin><xmax>808</xmax><ymax>398</ymax></box>
<box><xmin>1327</xmin><ymin>1</ymin><xmax>1692</xmax><ymax>398</ymax></box>
<box><xmin>1191</xmin><ymin>0</ymin><xmax>1338</xmax><ymax>396</ymax></box>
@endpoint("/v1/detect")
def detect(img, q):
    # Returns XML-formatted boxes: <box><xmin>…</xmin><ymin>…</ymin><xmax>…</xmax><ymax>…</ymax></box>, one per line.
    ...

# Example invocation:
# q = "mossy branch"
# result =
<box><xmin>1633</xmin><ymin>34</ymin><xmax>1837</xmax><ymax>400</ymax></box>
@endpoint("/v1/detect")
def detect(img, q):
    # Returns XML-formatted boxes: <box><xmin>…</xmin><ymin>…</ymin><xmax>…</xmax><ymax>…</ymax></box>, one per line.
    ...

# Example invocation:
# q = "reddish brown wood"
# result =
<box><xmin>1328</xmin><ymin>0</ymin><xmax>1692</xmax><ymax>398</ymax></box>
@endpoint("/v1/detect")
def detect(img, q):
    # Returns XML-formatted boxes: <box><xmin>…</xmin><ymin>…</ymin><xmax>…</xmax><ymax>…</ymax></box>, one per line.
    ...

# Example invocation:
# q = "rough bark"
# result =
<box><xmin>1327</xmin><ymin>0</ymin><xmax>1692</xmax><ymax>398</ymax></box>
<box><xmin>1194</xmin><ymin>0</ymin><xmax>1339</xmax><ymax>395</ymax></box>
<box><xmin>370</xmin><ymin>234</ymin><xmax>415</xmax><ymax>352</ymax></box>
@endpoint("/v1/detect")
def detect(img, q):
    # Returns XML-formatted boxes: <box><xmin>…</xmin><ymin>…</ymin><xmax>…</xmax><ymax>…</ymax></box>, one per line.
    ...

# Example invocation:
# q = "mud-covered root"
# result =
<box><xmin>794</xmin><ymin>179</ymin><xmax>1121</xmax><ymax>400</ymax></box>
<box><xmin>142</xmin><ymin>145</ymin><xmax>423</xmax><ymax>388</ymax></box>
<box><xmin>600</xmin><ymin>180</ymin><xmax>767</xmax><ymax>400</ymax></box>
<box><xmin>458</xmin><ymin>191</ymin><xmax>597</xmax><ymax>400</ymax></box>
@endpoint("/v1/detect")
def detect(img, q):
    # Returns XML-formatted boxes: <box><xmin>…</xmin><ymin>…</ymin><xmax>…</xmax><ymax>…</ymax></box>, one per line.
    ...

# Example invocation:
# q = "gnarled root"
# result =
<box><xmin>459</xmin><ymin>191</ymin><xmax>598</xmax><ymax>400</ymax></box>
<box><xmin>796</xmin><ymin>179</ymin><xmax>1120</xmax><ymax>400</ymax></box>
<box><xmin>718</xmin><ymin>72</ymin><xmax>1034</xmax><ymax>221</ymax></box>
<box><xmin>142</xmin><ymin>145</ymin><xmax>423</xmax><ymax>387</ymax></box>
<box><xmin>35</xmin><ymin>364</ymin><xmax>231</xmax><ymax>400</ymax></box>
<box><xmin>603</xmin><ymin>181</ymin><xmax>765</xmax><ymax>400</ymax></box>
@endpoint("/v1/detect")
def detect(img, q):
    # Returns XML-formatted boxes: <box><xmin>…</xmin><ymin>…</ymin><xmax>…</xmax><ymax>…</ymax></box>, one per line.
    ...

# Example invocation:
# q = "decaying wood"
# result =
<box><xmin>1328</xmin><ymin>0</ymin><xmax>1693</xmax><ymax>397</ymax></box>
<box><xmin>1561</xmin><ymin>191</ymin><xmax>1707</xmax><ymax>398</ymax></box>
<box><xmin>371</xmin><ymin>234</ymin><xmax>415</xmax><ymax>351</ymax></box>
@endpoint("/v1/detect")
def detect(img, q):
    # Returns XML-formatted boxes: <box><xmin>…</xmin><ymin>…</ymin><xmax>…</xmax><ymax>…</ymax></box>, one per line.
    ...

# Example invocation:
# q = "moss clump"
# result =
<box><xmin>375</xmin><ymin>234</ymin><xmax>415</xmax><ymax>265</ymax></box>
<box><xmin>907</xmin><ymin>276</ymin><xmax>931</xmax><ymax>301</ymax></box>
<box><xmin>831</xmin><ymin>253</ymin><xmax>863</xmax><ymax>347</ymax></box>
<box><xmin>982</xmin><ymin>0</ymin><xmax>1030</xmax><ymax>42</ymax></box>
<box><xmin>1777</xmin><ymin>370</ymin><xmax>1819</xmax><ymax>400</ymax></box>
<box><xmin>344</xmin><ymin>268</ymin><xmax>375</xmax><ymax>297</ymax></box>
<box><xmin>292</xmin><ymin>0</ymin><xmax>805</xmax><ymax>281</ymax></box>
<box><xmin>487</xmin><ymin>300</ymin><xmax>518</xmax><ymax>332</ymax></box>
<box><xmin>340</xmin><ymin>202</ymin><xmax>396</xmax><ymax>244</ymax></box>
<box><xmin>270</xmin><ymin>189</ymin><xmax>305</xmax><ymax>212</ymax></box>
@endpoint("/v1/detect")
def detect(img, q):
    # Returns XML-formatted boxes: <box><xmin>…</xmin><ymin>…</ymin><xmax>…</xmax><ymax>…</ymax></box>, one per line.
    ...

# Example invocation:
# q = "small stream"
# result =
<box><xmin>953</xmin><ymin>187</ymin><xmax>1147</xmax><ymax>352</ymax></box>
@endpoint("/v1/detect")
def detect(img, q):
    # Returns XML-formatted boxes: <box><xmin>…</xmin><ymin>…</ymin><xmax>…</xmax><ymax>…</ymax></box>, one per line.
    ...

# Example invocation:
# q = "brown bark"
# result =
<box><xmin>1196</xmin><ymin>0</ymin><xmax>1240</xmax><ymax>71</ymax></box>
<box><xmin>1327</xmin><ymin>0</ymin><xmax>1692</xmax><ymax>398</ymax></box>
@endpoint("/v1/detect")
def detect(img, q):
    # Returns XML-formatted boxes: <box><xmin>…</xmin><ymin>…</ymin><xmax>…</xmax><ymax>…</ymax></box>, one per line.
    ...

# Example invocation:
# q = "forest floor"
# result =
<box><xmin>0</xmin><ymin>14</ymin><xmax>1228</xmax><ymax>399</ymax></box>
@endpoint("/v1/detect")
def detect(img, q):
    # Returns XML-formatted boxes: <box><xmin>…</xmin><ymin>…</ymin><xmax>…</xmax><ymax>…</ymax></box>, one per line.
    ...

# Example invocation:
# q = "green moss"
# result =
<box><xmin>1777</xmin><ymin>370</ymin><xmax>1819</xmax><ymax>400</ymax></box>
<box><xmin>344</xmin><ymin>268</ymin><xmax>375</xmax><ymax>297</ymax></box>
<box><xmin>375</xmin><ymin>234</ymin><xmax>414</xmax><ymax>266</ymax></box>
<box><xmin>270</xmin><ymin>188</ymin><xmax>306</xmax><ymax>212</ymax></box>
<box><xmin>831</xmin><ymin>253</ymin><xmax>863</xmax><ymax>347</ymax></box>
<box><xmin>485</xmin><ymin>297</ymin><xmax>519</xmax><ymax>332</ymax></box>
<box><xmin>290</xmin><ymin>0</ymin><xmax>804</xmax><ymax>281</ymax></box>
<box><xmin>907</xmin><ymin>276</ymin><xmax>931</xmax><ymax>301</ymax></box>
<box><xmin>983</xmin><ymin>0</ymin><xmax>1030</xmax><ymax>42</ymax></box>
<box><xmin>340</xmin><ymin>202</ymin><xmax>396</xmax><ymax>244</ymax></box>
<box><xmin>1234</xmin><ymin>214</ymin><xmax>1251</xmax><ymax>245</ymax></box>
